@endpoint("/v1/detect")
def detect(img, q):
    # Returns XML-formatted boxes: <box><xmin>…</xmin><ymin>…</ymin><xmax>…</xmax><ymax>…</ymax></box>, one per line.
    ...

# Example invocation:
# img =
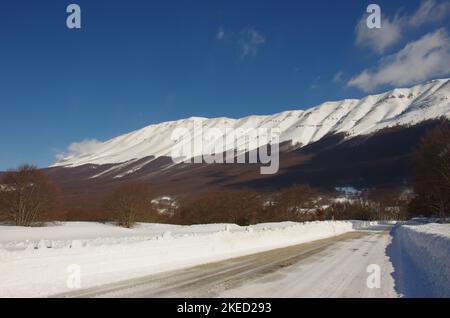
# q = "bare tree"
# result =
<box><xmin>105</xmin><ymin>182</ymin><xmax>154</xmax><ymax>228</ymax></box>
<box><xmin>366</xmin><ymin>187</ymin><xmax>410</xmax><ymax>220</ymax></box>
<box><xmin>0</xmin><ymin>165</ymin><xmax>61</xmax><ymax>226</ymax></box>
<box><xmin>273</xmin><ymin>185</ymin><xmax>319</xmax><ymax>221</ymax></box>
<box><xmin>227</xmin><ymin>189</ymin><xmax>262</xmax><ymax>225</ymax></box>
<box><xmin>412</xmin><ymin>121</ymin><xmax>450</xmax><ymax>217</ymax></box>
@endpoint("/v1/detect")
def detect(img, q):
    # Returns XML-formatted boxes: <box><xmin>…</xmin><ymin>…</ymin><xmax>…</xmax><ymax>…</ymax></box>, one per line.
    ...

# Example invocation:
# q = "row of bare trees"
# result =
<box><xmin>175</xmin><ymin>189</ymin><xmax>261</xmax><ymax>226</ymax></box>
<box><xmin>0</xmin><ymin>166</ymin><xmax>162</xmax><ymax>228</ymax></box>
<box><xmin>173</xmin><ymin>185</ymin><xmax>321</xmax><ymax>226</ymax></box>
<box><xmin>173</xmin><ymin>185</ymin><xmax>410</xmax><ymax>226</ymax></box>
<box><xmin>0</xmin><ymin>166</ymin><xmax>411</xmax><ymax>228</ymax></box>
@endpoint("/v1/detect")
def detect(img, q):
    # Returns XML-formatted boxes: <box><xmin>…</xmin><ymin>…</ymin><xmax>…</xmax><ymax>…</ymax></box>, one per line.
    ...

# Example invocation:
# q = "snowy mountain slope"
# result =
<box><xmin>53</xmin><ymin>78</ymin><xmax>450</xmax><ymax>169</ymax></box>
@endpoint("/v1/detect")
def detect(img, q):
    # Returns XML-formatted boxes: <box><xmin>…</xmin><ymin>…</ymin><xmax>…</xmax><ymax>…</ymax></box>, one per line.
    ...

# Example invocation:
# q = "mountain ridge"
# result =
<box><xmin>53</xmin><ymin>78</ymin><xmax>450</xmax><ymax>171</ymax></box>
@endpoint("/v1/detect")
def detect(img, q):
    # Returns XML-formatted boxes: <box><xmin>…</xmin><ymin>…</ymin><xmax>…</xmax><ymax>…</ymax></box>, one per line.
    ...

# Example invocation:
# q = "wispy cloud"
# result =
<box><xmin>238</xmin><ymin>26</ymin><xmax>266</xmax><ymax>59</ymax></box>
<box><xmin>310</xmin><ymin>76</ymin><xmax>321</xmax><ymax>90</ymax></box>
<box><xmin>333</xmin><ymin>71</ymin><xmax>345</xmax><ymax>83</ymax></box>
<box><xmin>355</xmin><ymin>16</ymin><xmax>402</xmax><ymax>54</ymax></box>
<box><xmin>216</xmin><ymin>25</ymin><xmax>266</xmax><ymax>60</ymax></box>
<box><xmin>408</xmin><ymin>0</ymin><xmax>450</xmax><ymax>27</ymax></box>
<box><xmin>355</xmin><ymin>0</ymin><xmax>450</xmax><ymax>53</ymax></box>
<box><xmin>56</xmin><ymin>139</ymin><xmax>102</xmax><ymax>161</ymax></box>
<box><xmin>216</xmin><ymin>27</ymin><xmax>225</xmax><ymax>40</ymax></box>
<box><xmin>348</xmin><ymin>29</ymin><xmax>450</xmax><ymax>92</ymax></box>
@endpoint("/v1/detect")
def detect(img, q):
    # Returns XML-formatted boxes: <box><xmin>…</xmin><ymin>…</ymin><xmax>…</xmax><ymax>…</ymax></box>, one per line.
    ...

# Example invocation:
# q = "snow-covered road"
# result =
<box><xmin>222</xmin><ymin>225</ymin><xmax>397</xmax><ymax>298</ymax></box>
<box><xmin>4</xmin><ymin>221</ymin><xmax>447</xmax><ymax>297</ymax></box>
<box><xmin>56</xmin><ymin>225</ymin><xmax>398</xmax><ymax>298</ymax></box>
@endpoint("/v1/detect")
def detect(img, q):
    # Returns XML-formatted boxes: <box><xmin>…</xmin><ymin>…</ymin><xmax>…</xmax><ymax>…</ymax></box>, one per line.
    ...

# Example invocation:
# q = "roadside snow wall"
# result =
<box><xmin>395</xmin><ymin>223</ymin><xmax>450</xmax><ymax>297</ymax></box>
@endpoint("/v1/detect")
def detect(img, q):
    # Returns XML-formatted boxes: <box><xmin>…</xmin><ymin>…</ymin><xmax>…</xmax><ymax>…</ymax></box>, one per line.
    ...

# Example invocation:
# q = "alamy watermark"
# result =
<box><xmin>66</xmin><ymin>4</ymin><xmax>81</xmax><ymax>29</ymax></box>
<box><xmin>170</xmin><ymin>119</ymin><xmax>280</xmax><ymax>175</ymax></box>
<box><xmin>66</xmin><ymin>264</ymin><xmax>81</xmax><ymax>289</ymax></box>
<box><xmin>366</xmin><ymin>264</ymin><xmax>381</xmax><ymax>289</ymax></box>
<box><xmin>64</xmin><ymin>4</ymin><xmax>380</xmax><ymax>31</ymax></box>
<box><xmin>366</xmin><ymin>4</ymin><xmax>381</xmax><ymax>29</ymax></box>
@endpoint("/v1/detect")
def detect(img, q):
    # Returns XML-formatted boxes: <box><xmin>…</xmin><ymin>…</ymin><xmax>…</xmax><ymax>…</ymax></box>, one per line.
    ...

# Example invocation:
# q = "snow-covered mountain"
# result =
<box><xmin>53</xmin><ymin>78</ymin><xmax>450</xmax><ymax>169</ymax></box>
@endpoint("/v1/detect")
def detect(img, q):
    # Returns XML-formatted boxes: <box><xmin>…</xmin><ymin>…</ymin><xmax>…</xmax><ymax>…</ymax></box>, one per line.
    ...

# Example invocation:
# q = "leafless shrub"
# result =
<box><xmin>0</xmin><ymin>165</ymin><xmax>62</xmax><ymax>226</ymax></box>
<box><xmin>178</xmin><ymin>189</ymin><xmax>262</xmax><ymax>226</ymax></box>
<box><xmin>270</xmin><ymin>185</ymin><xmax>320</xmax><ymax>222</ymax></box>
<box><xmin>104</xmin><ymin>182</ymin><xmax>156</xmax><ymax>228</ymax></box>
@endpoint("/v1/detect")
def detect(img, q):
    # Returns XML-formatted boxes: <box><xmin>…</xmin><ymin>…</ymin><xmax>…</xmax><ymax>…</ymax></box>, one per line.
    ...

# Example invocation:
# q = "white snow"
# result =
<box><xmin>220</xmin><ymin>228</ymin><xmax>397</xmax><ymax>298</ymax></box>
<box><xmin>1</xmin><ymin>220</ymin><xmax>449</xmax><ymax>298</ymax></box>
<box><xmin>220</xmin><ymin>221</ymin><xmax>450</xmax><ymax>298</ymax></box>
<box><xmin>52</xmin><ymin>79</ymin><xmax>450</xmax><ymax>177</ymax></box>
<box><xmin>0</xmin><ymin>220</ymin><xmax>376</xmax><ymax>297</ymax></box>
<box><xmin>391</xmin><ymin>222</ymin><xmax>450</xmax><ymax>297</ymax></box>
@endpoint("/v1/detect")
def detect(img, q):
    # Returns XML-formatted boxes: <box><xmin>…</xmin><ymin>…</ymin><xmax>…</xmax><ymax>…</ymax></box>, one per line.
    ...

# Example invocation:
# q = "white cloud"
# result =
<box><xmin>56</xmin><ymin>139</ymin><xmax>102</xmax><ymax>161</ymax></box>
<box><xmin>355</xmin><ymin>0</ymin><xmax>450</xmax><ymax>53</ymax></box>
<box><xmin>348</xmin><ymin>29</ymin><xmax>450</xmax><ymax>92</ymax></box>
<box><xmin>238</xmin><ymin>26</ymin><xmax>265</xmax><ymax>59</ymax></box>
<box><xmin>355</xmin><ymin>16</ymin><xmax>402</xmax><ymax>53</ymax></box>
<box><xmin>216</xmin><ymin>27</ymin><xmax>225</xmax><ymax>40</ymax></box>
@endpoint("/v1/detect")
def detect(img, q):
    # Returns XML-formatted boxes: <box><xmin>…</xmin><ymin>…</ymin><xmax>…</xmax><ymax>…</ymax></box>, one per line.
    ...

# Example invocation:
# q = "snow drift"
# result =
<box><xmin>0</xmin><ymin>220</ymin><xmax>377</xmax><ymax>297</ymax></box>
<box><xmin>393</xmin><ymin>223</ymin><xmax>450</xmax><ymax>297</ymax></box>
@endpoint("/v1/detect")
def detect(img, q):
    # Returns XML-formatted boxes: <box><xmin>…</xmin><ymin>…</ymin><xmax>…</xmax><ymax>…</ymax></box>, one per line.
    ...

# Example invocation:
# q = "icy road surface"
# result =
<box><xmin>56</xmin><ymin>224</ymin><xmax>397</xmax><ymax>298</ymax></box>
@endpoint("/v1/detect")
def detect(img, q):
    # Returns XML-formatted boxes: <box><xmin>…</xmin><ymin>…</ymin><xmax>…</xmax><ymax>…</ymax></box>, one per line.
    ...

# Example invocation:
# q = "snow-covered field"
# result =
<box><xmin>1</xmin><ymin>220</ymin><xmax>449</xmax><ymax>298</ymax></box>
<box><xmin>0</xmin><ymin>220</ymin><xmax>375</xmax><ymax>297</ymax></box>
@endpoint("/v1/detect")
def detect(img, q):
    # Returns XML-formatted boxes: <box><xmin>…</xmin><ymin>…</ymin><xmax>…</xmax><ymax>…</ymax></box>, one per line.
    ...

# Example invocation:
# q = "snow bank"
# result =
<box><xmin>0</xmin><ymin>220</ymin><xmax>378</xmax><ymax>297</ymax></box>
<box><xmin>395</xmin><ymin>223</ymin><xmax>450</xmax><ymax>297</ymax></box>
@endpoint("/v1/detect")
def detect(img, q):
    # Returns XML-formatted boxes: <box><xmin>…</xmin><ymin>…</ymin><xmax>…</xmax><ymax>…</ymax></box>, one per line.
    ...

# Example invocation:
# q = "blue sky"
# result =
<box><xmin>0</xmin><ymin>0</ymin><xmax>449</xmax><ymax>170</ymax></box>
